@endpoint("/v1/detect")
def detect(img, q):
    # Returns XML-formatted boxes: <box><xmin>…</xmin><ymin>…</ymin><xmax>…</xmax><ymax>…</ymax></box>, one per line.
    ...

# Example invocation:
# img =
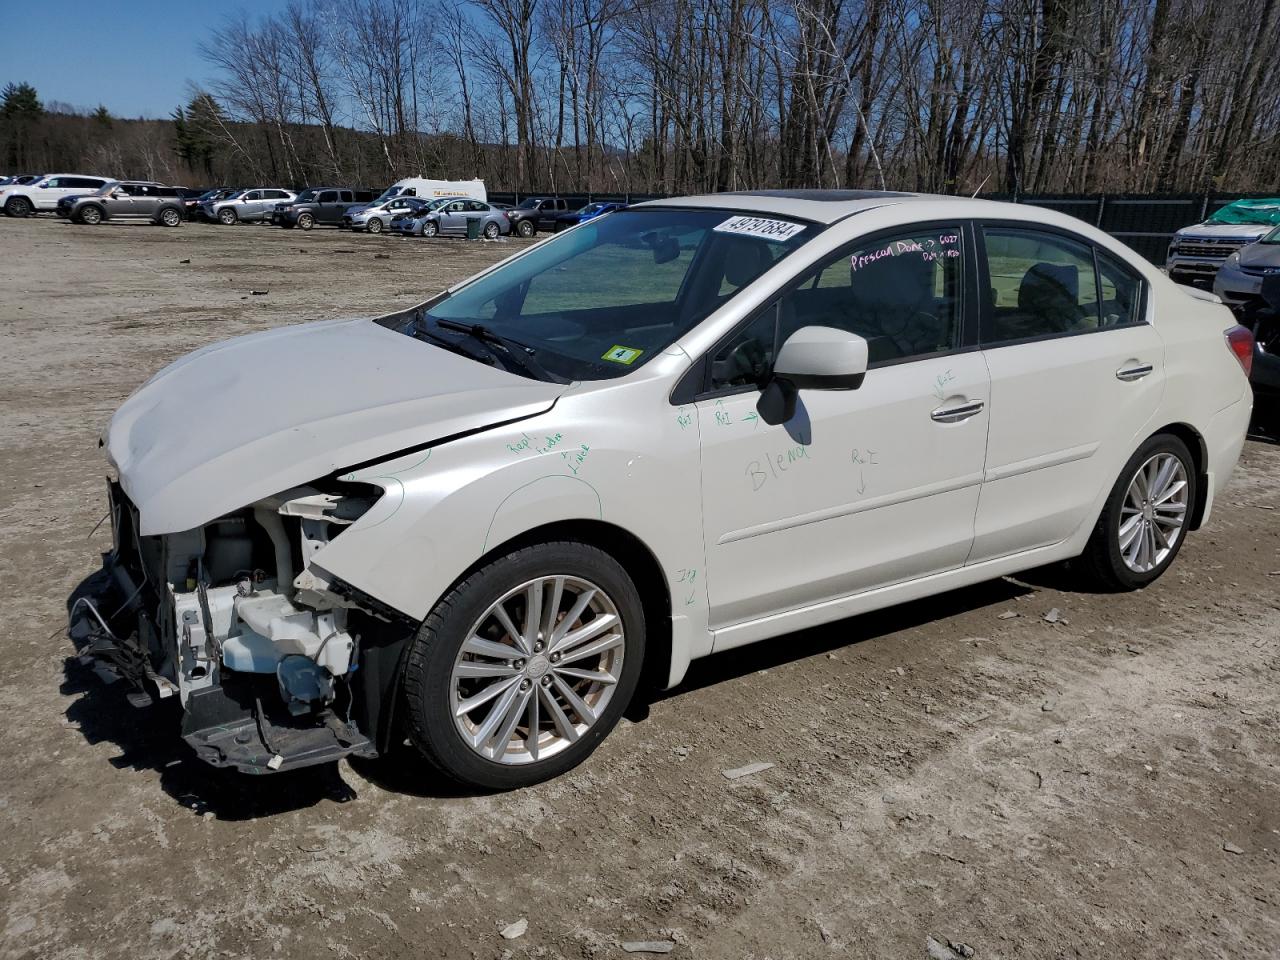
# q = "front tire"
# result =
<box><xmin>366</xmin><ymin>217</ymin><xmax>383</xmax><ymax>234</ymax></box>
<box><xmin>1079</xmin><ymin>434</ymin><xmax>1197</xmax><ymax>591</ymax></box>
<box><xmin>402</xmin><ymin>541</ymin><xmax>645</xmax><ymax>790</ymax></box>
<box><xmin>516</xmin><ymin>219</ymin><xmax>535</xmax><ymax>238</ymax></box>
<box><xmin>422</xmin><ymin>220</ymin><xmax>438</xmax><ymax>237</ymax></box>
<box><xmin>77</xmin><ymin>205</ymin><xmax>104</xmax><ymax>225</ymax></box>
<box><xmin>297</xmin><ymin>213</ymin><xmax>314</xmax><ymax>230</ymax></box>
<box><xmin>218</xmin><ymin>208</ymin><xmax>238</xmax><ymax>225</ymax></box>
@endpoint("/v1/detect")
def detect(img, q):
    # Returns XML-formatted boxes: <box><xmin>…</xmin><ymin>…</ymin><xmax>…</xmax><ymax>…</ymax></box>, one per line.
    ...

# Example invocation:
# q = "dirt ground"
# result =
<box><xmin>0</xmin><ymin>216</ymin><xmax>1277</xmax><ymax>960</ymax></box>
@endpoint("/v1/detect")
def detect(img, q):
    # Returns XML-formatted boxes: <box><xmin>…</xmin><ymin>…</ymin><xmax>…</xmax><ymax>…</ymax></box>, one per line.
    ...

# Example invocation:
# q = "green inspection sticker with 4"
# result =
<box><xmin>602</xmin><ymin>344</ymin><xmax>643</xmax><ymax>364</ymax></box>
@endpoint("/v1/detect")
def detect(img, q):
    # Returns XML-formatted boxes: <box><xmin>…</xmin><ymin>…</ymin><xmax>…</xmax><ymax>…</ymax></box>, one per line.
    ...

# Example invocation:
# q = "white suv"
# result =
<box><xmin>1</xmin><ymin>174</ymin><xmax>114</xmax><ymax>217</ymax></box>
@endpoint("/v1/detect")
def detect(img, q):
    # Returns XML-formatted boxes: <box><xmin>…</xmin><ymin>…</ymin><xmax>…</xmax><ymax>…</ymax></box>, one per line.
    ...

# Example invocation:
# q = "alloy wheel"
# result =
<box><xmin>1118</xmin><ymin>452</ymin><xmax>1188</xmax><ymax>573</ymax></box>
<box><xmin>161</xmin><ymin>208</ymin><xmax>181</xmax><ymax>227</ymax></box>
<box><xmin>449</xmin><ymin>575</ymin><xmax>626</xmax><ymax>765</ymax></box>
<box><xmin>81</xmin><ymin>206</ymin><xmax>102</xmax><ymax>224</ymax></box>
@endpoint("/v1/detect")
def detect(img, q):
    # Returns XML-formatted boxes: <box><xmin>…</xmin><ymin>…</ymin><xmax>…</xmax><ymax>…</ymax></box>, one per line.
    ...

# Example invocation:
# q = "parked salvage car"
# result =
<box><xmin>387</xmin><ymin>197</ymin><xmax>454</xmax><ymax>236</ymax></box>
<box><xmin>1</xmin><ymin>173</ymin><xmax>113</xmax><ymax>217</ymax></box>
<box><xmin>272</xmin><ymin>187</ymin><xmax>376</xmax><ymax>229</ymax></box>
<box><xmin>200</xmin><ymin>187</ymin><xmax>296</xmax><ymax>224</ymax></box>
<box><xmin>71</xmin><ymin>191</ymin><xmax>1253</xmax><ymax>790</ymax></box>
<box><xmin>342</xmin><ymin>195</ymin><xmax>430</xmax><ymax>233</ymax></box>
<box><xmin>506</xmin><ymin>196</ymin><xmax>570</xmax><ymax>237</ymax></box>
<box><xmin>185</xmin><ymin>188</ymin><xmax>234</xmax><ymax>220</ymax></box>
<box><xmin>62</xmin><ymin>182</ymin><xmax>188</xmax><ymax>227</ymax></box>
<box><xmin>1167</xmin><ymin>198</ymin><xmax>1280</xmax><ymax>288</ymax></box>
<box><xmin>554</xmin><ymin>201</ymin><xmax>627</xmax><ymax>231</ymax></box>
<box><xmin>419</xmin><ymin>198</ymin><xmax>510</xmax><ymax>238</ymax></box>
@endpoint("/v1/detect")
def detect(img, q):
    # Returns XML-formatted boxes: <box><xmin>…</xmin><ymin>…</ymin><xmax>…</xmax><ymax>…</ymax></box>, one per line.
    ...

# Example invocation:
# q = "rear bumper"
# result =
<box><xmin>1200</xmin><ymin>385</ymin><xmax>1254</xmax><ymax>527</ymax></box>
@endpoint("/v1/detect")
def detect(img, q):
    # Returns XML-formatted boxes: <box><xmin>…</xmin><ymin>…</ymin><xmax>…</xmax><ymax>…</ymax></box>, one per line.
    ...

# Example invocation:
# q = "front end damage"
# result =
<box><xmin>70</xmin><ymin>479</ymin><xmax>414</xmax><ymax>773</ymax></box>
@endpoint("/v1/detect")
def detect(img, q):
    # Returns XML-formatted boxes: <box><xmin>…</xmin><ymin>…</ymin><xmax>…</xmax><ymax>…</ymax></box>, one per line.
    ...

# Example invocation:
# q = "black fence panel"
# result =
<box><xmin>487</xmin><ymin>188</ymin><xmax>1279</xmax><ymax>265</ymax></box>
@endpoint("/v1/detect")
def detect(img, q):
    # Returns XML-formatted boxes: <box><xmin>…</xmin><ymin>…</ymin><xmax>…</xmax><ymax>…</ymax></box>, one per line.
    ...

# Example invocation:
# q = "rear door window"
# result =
<box><xmin>981</xmin><ymin>228</ymin><xmax>1101</xmax><ymax>342</ymax></box>
<box><xmin>317</xmin><ymin>190</ymin><xmax>337</xmax><ymax>203</ymax></box>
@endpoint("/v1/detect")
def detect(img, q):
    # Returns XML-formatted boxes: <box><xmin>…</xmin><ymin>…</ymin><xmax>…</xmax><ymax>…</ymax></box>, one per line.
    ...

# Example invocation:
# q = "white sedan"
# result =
<box><xmin>75</xmin><ymin>191</ymin><xmax>1254</xmax><ymax>789</ymax></box>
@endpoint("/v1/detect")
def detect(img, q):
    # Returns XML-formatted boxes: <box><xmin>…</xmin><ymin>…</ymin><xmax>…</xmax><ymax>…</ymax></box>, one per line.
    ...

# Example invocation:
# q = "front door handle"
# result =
<box><xmin>931</xmin><ymin>399</ymin><xmax>985</xmax><ymax>423</ymax></box>
<box><xmin>1116</xmin><ymin>363</ymin><xmax>1154</xmax><ymax>382</ymax></box>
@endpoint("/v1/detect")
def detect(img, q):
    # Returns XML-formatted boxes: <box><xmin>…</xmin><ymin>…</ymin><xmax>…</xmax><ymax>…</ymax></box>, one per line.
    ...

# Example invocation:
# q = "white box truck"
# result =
<box><xmin>374</xmin><ymin>178</ymin><xmax>486</xmax><ymax>204</ymax></box>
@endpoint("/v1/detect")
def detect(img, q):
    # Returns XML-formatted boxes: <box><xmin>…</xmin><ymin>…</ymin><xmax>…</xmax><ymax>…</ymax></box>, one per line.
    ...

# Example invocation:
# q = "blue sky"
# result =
<box><xmin>0</xmin><ymin>0</ymin><xmax>291</xmax><ymax>119</ymax></box>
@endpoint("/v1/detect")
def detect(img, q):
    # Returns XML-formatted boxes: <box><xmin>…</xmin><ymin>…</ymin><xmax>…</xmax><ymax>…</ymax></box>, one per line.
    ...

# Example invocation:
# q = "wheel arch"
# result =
<box><xmin>1145</xmin><ymin>422</ymin><xmax>1209</xmax><ymax>530</ymax></box>
<box><xmin>460</xmin><ymin>519</ymin><xmax>674</xmax><ymax>695</ymax></box>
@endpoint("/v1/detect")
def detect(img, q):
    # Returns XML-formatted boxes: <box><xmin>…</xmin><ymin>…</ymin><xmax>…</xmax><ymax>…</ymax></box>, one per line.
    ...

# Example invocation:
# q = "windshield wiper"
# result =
<box><xmin>433</xmin><ymin>318</ymin><xmax>569</xmax><ymax>384</ymax></box>
<box><xmin>409</xmin><ymin>325</ymin><xmax>498</xmax><ymax>367</ymax></box>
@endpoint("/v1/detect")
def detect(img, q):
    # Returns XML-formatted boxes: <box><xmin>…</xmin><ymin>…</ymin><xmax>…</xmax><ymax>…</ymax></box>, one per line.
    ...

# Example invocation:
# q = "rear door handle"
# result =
<box><xmin>1116</xmin><ymin>363</ymin><xmax>1154</xmax><ymax>382</ymax></box>
<box><xmin>931</xmin><ymin>399</ymin><xmax>985</xmax><ymax>423</ymax></box>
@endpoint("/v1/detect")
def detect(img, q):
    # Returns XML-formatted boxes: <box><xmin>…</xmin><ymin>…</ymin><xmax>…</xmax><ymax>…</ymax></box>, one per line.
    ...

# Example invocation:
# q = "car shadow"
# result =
<box><xmin>62</xmin><ymin>573</ymin><xmax>1036</xmax><ymax>808</ymax></box>
<box><xmin>1248</xmin><ymin>400</ymin><xmax>1278</xmax><ymax>445</ymax></box>
<box><xmin>655</xmin><ymin>576</ymin><xmax>1033</xmax><ymax>701</ymax></box>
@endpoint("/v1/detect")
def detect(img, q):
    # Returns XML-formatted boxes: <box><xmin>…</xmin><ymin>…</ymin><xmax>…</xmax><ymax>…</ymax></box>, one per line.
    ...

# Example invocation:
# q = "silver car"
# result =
<box><xmin>64</xmin><ymin>182</ymin><xmax>187</xmax><ymax>227</ymax></box>
<box><xmin>202</xmin><ymin>188</ymin><xmax>297</xmax><ymax>225</ymax></box>
<box><xmin>419</xmin><ymin>198</ymin><xmax>511</xmax><ymax>239</ymax></box>
<box><xmin>388</xmin><ymin>197</ymin><xmax>454</xmax><ymax>236</ymax></box>
<box><xmin>342</xmin><ymin>195</ymin><xmax>430</xmax><ymax>233</ymax></box>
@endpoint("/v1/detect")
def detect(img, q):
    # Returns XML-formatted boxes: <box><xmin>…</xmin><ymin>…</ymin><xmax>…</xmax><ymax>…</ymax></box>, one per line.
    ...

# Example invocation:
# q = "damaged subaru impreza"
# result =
<box><xmin>72</xmin><ymin>191</ymin><xmax>1253</xmax><ymax>789</ymax></box>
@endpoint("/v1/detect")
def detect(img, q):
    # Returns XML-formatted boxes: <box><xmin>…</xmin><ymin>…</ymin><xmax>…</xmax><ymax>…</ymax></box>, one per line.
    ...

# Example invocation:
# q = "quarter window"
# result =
<box><xmin>982</xmin><ymin>228</ymin><xmax>1102</xmax><ymax>341</ymax></box>
<box><xmin>1097</xmin><ymin>250</ymin><xmax>1145</xmax><ymax>327</ymax></box>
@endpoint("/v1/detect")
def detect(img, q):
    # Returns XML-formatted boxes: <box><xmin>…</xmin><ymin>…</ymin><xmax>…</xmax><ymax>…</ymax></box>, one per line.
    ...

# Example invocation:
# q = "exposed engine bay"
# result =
<box><xmin>69</xmin><ymin>479</ymin><xmax>412</xmax><ymax>773</ymax></box>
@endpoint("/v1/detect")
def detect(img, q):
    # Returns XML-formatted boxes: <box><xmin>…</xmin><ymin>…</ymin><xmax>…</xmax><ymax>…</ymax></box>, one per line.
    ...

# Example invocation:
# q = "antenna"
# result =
<box><xmin>971</xmin><ymin>174</ymin><xmax>991</xmax><ymax>199</ymax></box>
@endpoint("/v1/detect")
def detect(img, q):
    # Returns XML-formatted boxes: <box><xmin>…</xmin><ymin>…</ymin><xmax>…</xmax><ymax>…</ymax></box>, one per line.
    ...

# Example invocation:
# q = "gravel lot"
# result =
<box><xmin>1</xmin><ymin>216</ymin><xmax>1278</xmax><ymax>960</ymax></box>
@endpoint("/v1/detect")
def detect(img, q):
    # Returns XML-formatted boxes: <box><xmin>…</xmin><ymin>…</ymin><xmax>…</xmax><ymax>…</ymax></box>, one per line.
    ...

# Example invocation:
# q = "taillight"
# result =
<box><xmin>1225</xmin><ymin>324</ymin><xmax>1254</xmax><ymax>377</ymax></box>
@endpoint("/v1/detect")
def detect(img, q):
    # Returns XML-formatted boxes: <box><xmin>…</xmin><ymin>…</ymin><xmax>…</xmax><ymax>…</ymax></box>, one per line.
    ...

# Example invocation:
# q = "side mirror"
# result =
<box><xmin>773</xmin><ymin>325</ymin><xmax>868</xmax><ymax>390</ymax></box>
<box><xmin>757</xmin><ymin>326</ymin><xmax>868</xmax><ymax>425</ymax></box>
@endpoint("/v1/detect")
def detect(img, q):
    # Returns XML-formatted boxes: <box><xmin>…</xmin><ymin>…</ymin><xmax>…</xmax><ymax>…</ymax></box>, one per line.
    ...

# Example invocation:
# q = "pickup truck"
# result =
<box><xmin>506</xmin><ymin>197</ymin><xmax>570</xmax><ymax>237</ymax></box>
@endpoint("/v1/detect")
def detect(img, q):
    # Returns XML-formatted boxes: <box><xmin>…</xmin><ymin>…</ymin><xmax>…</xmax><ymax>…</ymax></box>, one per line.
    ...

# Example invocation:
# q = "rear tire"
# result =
<box><xmin>483</xmin><ymin>221</ymin><xmax>500</xmax><ymax>239</ymax></box>
<box><xmin>1078</xmin><ymin>433</ymin><xmax>1198</xmax><ymax>591</ymax></box>
<box><xmin>5</xmin><ymin>196</ymin><xmax>32</xmax><ymax>218</ymax></box>
<box><xmin>402</xmin><ymin>540</ymin><xmax>645</xmax><ymax>790</ymax></box>
<box><xmin>159</xmin><ymin>207</ymin><xmax>182</xmax><ymax>227</ymax></box>
<box><xmin>218</xmin><ymin>208</ymin><xmax>238</xmax><ymax>225</ymax></box>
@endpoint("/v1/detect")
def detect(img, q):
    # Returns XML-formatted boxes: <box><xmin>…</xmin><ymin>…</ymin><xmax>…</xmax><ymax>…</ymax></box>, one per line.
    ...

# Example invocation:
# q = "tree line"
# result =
<box><xmin>3</xmin><ymin>0</ymin><xmax>1279</xmax><ymax>195</ymax></box>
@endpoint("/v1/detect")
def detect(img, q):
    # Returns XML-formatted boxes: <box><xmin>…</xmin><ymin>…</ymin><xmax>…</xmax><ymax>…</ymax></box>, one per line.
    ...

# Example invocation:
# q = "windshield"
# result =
<box><xmin>1262</xmin><ymin>225</ymin><xmax>1280</xmax><ymax>244</ymax></box>
<box><xmin>294</xmin><ymin>189</ymin><xmax>317</xmax><ymax>202</ymax></box>
<box><xmin>516</xmin><ymin>198</ymin><xmax>542</xmax><ymax>210</ymax></box>
<box><xmin>374</xmin><ymin>185</ymin><xmax>404</xmax><ymax>204</ymax></box>
<box><xmin>400</xmin><ymin>208</ymin><xmax>819</xmax><ymax>381</ymax></box>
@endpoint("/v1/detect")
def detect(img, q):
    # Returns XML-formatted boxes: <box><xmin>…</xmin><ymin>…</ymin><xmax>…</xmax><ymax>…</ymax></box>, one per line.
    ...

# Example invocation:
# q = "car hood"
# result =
<box><xmin>105</xmin><ymin>317</ymin><xmax>566</xmax><ymax>534</ymax></box>
<box><xmin>1177</xmin><ymin>223</ymin><xmax>1271</xmax><ymax>241</ymax></box>
<box><xmin>1237</xmin><ymin>242</ymin><xmax>1280</xmax><ymax>269</ymax></box>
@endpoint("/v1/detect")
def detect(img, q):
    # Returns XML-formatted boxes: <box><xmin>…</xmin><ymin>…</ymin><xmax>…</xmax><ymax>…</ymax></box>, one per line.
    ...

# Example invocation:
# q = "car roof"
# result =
<box><xmin>635</xmin><ymin>189</ymin><xmax>1029</xmax><ymax>225</ymax></box>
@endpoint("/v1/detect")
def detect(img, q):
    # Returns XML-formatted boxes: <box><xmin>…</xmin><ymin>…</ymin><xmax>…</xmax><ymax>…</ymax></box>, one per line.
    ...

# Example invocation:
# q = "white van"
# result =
<box><xmin>374</xmin><ymin>178</ymin><xmax>486</xmax><ymax>204</ymax></box>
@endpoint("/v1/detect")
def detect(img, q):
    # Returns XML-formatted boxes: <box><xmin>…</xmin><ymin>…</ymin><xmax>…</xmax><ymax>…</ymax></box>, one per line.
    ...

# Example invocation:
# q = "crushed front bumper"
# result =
<box><xmin>68</xmin><ymin>482</ymin><xmax>384</xmax><ymax>774</ymax></box>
